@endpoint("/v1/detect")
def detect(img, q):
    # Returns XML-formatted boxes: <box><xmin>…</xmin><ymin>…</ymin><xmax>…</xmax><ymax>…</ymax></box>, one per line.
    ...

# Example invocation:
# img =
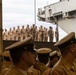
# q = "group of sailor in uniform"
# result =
<box><xmin>2</xmin><ymin>25</ymin><xmax>59</xmax><ymax>42</ymax></box>
<box><xmin>0</xmin><ymin>32</ymin><xmax>76</xmax><ymax>75</ymax></box>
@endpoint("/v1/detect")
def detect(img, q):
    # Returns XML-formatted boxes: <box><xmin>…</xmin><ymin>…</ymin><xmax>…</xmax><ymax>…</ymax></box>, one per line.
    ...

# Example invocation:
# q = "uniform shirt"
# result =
<box><xmin>4</xmin><ymin>65</ymin><xmax>27</xmax><ymax>75</ymax></box>
<box><xmin>4</xmin><ymin>65</ymin><xmax>41</xmax><ymax>75</ymax></box>
<box><xmin>42</xmin><ymin>68</ymin><xmax>52</xmax><ymax>75</ymax></box>
<box><xmin>51</xmin><ymin>58</ymin><xmax>76</xmax><ymax>75</ymax></box>
<box><xmin>27</xmin><ymin>67</ymin><xmax>41</xmax><ymax>75</ymax></box>
<box><xmin>34</xmin><ymin>62</ymin><xmax>48</xmax><ymax>74</ymax></box>
<box><xmin>1</xmin><ymin>61</ymin><xmax>12</xmax><ymax>71</ymax></box>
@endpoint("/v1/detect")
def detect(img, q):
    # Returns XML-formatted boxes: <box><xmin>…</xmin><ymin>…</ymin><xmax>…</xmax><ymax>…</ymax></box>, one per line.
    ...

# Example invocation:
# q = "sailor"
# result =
<box><xmin>39</xmin><ymin>26</ymin><xmax>44</xmax><ymax>42</ymax></box>
<box><xmin>16</xmin><ymin>26</ymin><xmax>21</xmax><ymax>40</ymax></box>
<box><xmin>42</xmin><ymin>51</ymin><xmax>61</xmax><ymax>75</ymax></box>
<box><xmin>43</xmin><ymin>27</ymin><xmax>48</xmax><ymax>42</ymax></box>
<box><xmin>35</xmin><ymin>26</ymin><xmax>39</xmax><ymax>41</ymax></box>
<box><xmin>26</xmin><ymin>24</ymin><xmax>31</xmax><ymax>38</ymax></box>
<box><xmin>51</xmin><ymin>32</ymin><xmax>76</xmax><ymax>75</ymax></box>
<box><xmin>12</xmin><ymin>27</ymin><xmax>16</xmax><ymax>40</ymax></box>
<box><xmin>55</xmin><ymin>27</ymin><xmax>59</xmax><ymax>42</ymax></box>
<box><xmin>34</xmin><ymin>48</ymin><xmax>52</xmax><ymax>74</ymax></box>
<box><xmin>4</xmin><ymin>36</ymin><xmax>39</xmax><ymax>75</ymax></box>
<box><xmin>31</xmin><ymin>24</ymin><xmax>36</xmax><ymax>41</ymax></box>
<box><xmin>49</xmin><ymin>51</ymin><xmax>60</xmax><ymax>68</ymax></box>
<box><xmin>1</xmin><ymin>51</ymin><xmax>12</xmax><ymax>70</ymax></box>
<box><xmin>48</xmin><ymin>26</ymin><xmax>54</xmax><ymax>42</ymax></box>
<box><xmin>3</xmin><ymin>29</ymin><xmax>8</xmax><ymax>40</ymax></box>
<box><xmin>8</xmin><ymin>28</ymin><xmax>13</xmax><ymax>40</ymax></box>
<box><xmin>21</xmin><ymin>25</ymin><xmax>26</xmax><ymax>40</ymax></box>
<box><xmin>1</xmin><ymin>51</ymin><xmax>12</xmax><ymax>75</ymax></box>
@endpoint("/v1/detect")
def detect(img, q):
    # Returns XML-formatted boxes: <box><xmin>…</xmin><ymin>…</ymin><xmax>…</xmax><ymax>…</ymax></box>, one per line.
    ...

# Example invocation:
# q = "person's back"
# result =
<box><xmin>35</xmin><ymin>48</ymin><xmax>52</xmax><ymax>74</ymax></box>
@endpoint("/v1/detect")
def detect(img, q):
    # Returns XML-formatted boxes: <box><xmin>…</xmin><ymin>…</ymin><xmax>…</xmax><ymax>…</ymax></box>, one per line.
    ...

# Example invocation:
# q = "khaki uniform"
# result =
<box><xmin>21</xmin><ymin>28</ymin><xmax>26</xmax><ymax>40</ymax></box>
<box><xmin>38</xmin><ymin>30</ymin><xmax>41</xmax><ymax>41</ymax></box>
<box><xmin>55</xmin><ymin>29</ymin><xmax>59</xmax><ymax>42</ymax></box>
<box><xmin>4</xmin><ymin>36</ymin><xmax>39</xmax><ymax>75</ymax></box>
<box><xmin>16</xmin><ymin>28</ymin><xmax>21</xmax><ymax>40</ymax></box>
<box><xmin>12</xmin><ymin>29</ymin><xmax>16</xmax><ymax>40</ymax></box>
<box><xmin>1</xmin><ymin>67</ymin><xmax>10</xmax><ymax>75</ymax></box>
<box><xmin>8</xmin><ymin>30</ymin><xmax>12</xmax><ymax>40</ymax></box>
<box><xmin>26</xmin><ymin>27</ymin><xmax>31</xmax><ymax>37</ymax></box>
<box><xmin>2</xmin><ymin>30</ymin><xmax>5</xmax><ymax>40</ymax></box>
<box><xmin>3</xmin><ymin>31</ymin><xmax>8</xmax><ymax>40</ymax></box>
<box><xmin>4</xmin><ymin>65</ymin><xmax>41</xmax><ymax>75</ymax></box>
<box><xmin>39</xmin><ymin>28</ymin><xmax>44</xmax><ymax>42</ymax></box>
<box><xmin>31</xmin><ymin>27</ymin><xmax>36</xmax><ymax>41</ymax></box>
<box><xmin>35</xmin><ymin>29</ymin><xmax>39</xmax><ymax>41</ymax></box>
<box><xmin>28</xmin><ymin>67</ymin><xmax>41</xmax><ymax>75</ymax></box>
<box><xmin>48</xmin><ymin>30</ymin><xmax>54</xmax><ymax>42</ymax></box>
<box><xmin>51</xmin><ymin>58</ymin><xmax>76</xmax><ymax>75</ymax></box>
<box><xmin>34</xmin><ymin>62</ymin><xmax>48</xmax><ymax>74</ymax></box>
<box><xmin>4</xmin><ymin>65</ymin><xmax>27</xmax><ymax>75</ymax></box>
<box><xmin>36</xmin><ymin>48</ymin><xmax>52</xmax><ymax>74</ymax></box>
<box><xmin>43</xmin><ymin>29</ymin><xmax>48</xmax><ymax>42</ymax></box>
<box><xmin>1</xmin><ymin>51</ymin><xmax>12</xmax><ymax>75</ymax></box>
<box><xmin>52</xmin><ymin>32</ymin><xmax>76</xmax><ymax>75</ymax></box>
<box><xmin>1</xmin><ymin>61</ymin><xmax>11</xmax><ymax>71</ymax></box>
<box><xmin>42</xmin><ymin>68</ymin><xmax>52</xmax><ymax>75</ymax></box>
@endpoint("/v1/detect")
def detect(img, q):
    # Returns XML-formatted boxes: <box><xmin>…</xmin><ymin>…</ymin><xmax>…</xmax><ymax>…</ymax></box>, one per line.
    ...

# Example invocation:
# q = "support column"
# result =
<box><xmin>0</xmin><ymin>0</ymin><xmax>3</xmax><ymax>54</ymax></box>
<box><xmin>34</xmin><ymin>0</ymin><xmax>36</xmax><ymax>25</ymax></box>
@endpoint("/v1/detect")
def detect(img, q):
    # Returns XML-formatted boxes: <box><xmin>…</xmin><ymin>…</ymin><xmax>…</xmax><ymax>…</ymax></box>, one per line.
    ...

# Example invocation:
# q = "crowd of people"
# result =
<box><xmin>0</xmin><ymin>32</ymin><xmax>76</xmax><ymax>75</ymax></box>
<box><xmin>2</xmin><ymin>24</ymin><xmax>59</xmax><ymax>42</ymax></box>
